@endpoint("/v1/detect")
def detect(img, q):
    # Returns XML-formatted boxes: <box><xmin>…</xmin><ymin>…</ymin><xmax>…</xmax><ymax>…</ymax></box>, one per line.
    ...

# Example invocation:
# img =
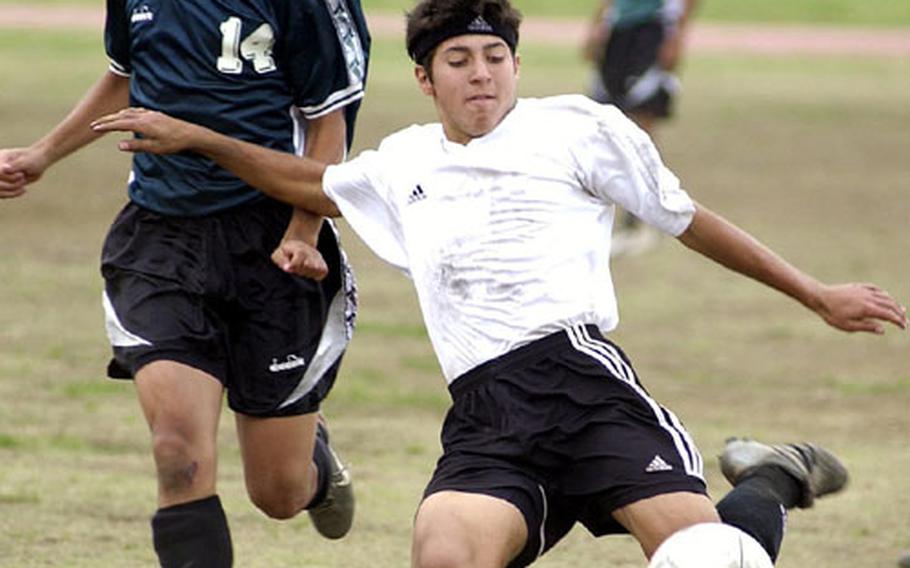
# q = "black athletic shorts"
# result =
<box><xmin>423</xmin><ymin>324</ymin><xmax>706</xmax><ymax>567</ymax></box>
<box><xmin>100</xmin><ymin>198</ymin><xmax>356</xmax><ymax>417</ymax></box>
<box><xmin>598</xmin><ymin>20</ymin><xmax>678</xmax><ymax>118</ymax></box>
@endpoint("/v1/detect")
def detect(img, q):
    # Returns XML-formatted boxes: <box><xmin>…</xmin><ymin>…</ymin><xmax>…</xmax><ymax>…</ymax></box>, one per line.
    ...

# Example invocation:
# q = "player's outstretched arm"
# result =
<box><xmin>677</xmin><ymin>204</ymin><xmax>907</xmax><ymax>334</ymax></box>
<box><xmin>90</xmin><ymin>108</ymin><xmax>339</xmax><ymax>217</ymax></box>
<box><xmin>1</xmin><ymin>71</ymin><xmax>129</xmax><ymax>199</ymax></box>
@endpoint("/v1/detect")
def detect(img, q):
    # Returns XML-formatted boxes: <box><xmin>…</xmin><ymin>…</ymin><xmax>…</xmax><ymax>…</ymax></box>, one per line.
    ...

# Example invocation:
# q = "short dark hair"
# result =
<box><xmin>405</xmin><ymin>0</ymin><xmax>522</xmax><ymax>68</ymax></box>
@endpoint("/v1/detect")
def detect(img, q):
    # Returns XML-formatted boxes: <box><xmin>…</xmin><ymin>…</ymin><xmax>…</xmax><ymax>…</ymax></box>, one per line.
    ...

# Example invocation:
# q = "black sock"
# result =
<box><xmin>307</xmin><ymin>435</ymin><xmax>331</xmax><ymax>508</ymax></box>
<box><xmin>716</xmin><ymin>473</ymin><xmax>792</xmax><ymax>563</ymax></box>
<box><xmin>151</xmin><ymin>495</ymin><xmax>233</xmax><ymax>568</ymax></box>
<box><xmin>741</xmin><ymin>464</ymin><xmax>804</xmax><ymax>509</ymax></box>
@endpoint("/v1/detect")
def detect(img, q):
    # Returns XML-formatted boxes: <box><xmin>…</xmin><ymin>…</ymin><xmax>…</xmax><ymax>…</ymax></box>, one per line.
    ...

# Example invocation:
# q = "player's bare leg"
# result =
<box><xmin>236</xmin><ymin>411</ymin><xmax>354</xmax><ymax>538</ymax></box>
<box><xmin>134</xmin><ymin>360</ymin><xmax>231</xmax><ymax>567</ymax></box>
<box><xmin>611</xmin><ymin>491</ymin><xmax>720</xmax><ymax>559</ymax></box>
<box><xmin>412</xmin><ymin>491</ymin><xmax>527</xmax><ymax>568</ymax></box>
<box><xmin>135</xmin><ymin>361</ymin><xmax>223</xmax><ymax>507</ymax></box>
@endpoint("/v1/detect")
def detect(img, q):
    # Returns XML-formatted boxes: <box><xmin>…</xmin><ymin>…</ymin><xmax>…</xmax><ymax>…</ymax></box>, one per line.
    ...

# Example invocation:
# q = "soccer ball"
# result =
<box><xmin>648</xmin><ymin>523</ymin><xmax>774</xmax><ymax>568</ymax></box>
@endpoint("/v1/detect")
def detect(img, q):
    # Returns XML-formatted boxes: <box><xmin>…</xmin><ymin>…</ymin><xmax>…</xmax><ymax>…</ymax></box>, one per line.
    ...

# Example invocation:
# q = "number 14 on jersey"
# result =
<box><xmin>217</xmin><ymin>17</ymin><xmax>277</xmax><ymax>74</ymax></box>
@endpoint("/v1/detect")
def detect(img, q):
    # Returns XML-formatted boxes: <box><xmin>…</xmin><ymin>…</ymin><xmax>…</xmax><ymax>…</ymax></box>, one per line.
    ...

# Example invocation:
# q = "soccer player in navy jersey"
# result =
<box><xmin>87</xmin><ymin>0</ymin><xmax>907</xmax><ymax>566</ymax></box>
<box><xmin>0</xmin><ymin>1</ymin><xmax>369</xmax><ymax>566</ymax></box>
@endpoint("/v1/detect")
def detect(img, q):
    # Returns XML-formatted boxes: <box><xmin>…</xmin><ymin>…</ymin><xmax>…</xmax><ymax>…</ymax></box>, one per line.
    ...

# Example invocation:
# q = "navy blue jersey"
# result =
<box><xmin>105</xmin><ymin>0</ymin><xmax>370</xmax><ymax>216</ymax></box>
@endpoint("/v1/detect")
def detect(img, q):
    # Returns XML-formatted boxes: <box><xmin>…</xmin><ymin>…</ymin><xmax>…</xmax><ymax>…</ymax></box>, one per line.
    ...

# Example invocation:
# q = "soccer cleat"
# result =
<box><xmin>307</xmin><ymin>419</ymin><xmax>355</xmax><ymax>539</ymax></box>
<box><xmin>719</xmin><ymin>437</ymin><xmax>849</xmax><ymax>508</ymax></box>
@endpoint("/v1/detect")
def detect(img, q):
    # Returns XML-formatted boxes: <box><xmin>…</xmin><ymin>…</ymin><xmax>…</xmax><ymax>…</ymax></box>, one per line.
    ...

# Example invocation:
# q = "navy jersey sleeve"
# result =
<box><xmin>283</xmin><ymin>0</ymin><xmax>370</xmax><ymax>121</ymax></box>
<box><xmin>104</xmin><ymin>0</ymin><xmax>131</xmax><ymax>76</ymax></box>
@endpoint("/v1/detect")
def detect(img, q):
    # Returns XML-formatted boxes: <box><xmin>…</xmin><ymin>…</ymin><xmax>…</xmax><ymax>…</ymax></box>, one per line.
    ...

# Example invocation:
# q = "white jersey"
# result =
<box><xmin>323</xmin><ymin>95</ymin><xmax>695</xmax><ymax>382</ymax></box>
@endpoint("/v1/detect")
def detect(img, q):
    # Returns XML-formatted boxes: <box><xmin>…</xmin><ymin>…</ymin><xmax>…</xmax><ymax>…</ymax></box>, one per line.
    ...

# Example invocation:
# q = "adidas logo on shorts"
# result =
<box><xmin>645</xmin><ymin>454</ymin><xmax>674</xmax><ymax>473</ymax></box>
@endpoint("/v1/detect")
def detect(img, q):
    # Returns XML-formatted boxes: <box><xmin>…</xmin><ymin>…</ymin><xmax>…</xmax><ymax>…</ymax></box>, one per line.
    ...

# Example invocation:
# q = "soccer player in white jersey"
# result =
<box><xmin>89</xmin><ymin>0</ymin><xmax>907</xmax><ymax>565</ymax></box>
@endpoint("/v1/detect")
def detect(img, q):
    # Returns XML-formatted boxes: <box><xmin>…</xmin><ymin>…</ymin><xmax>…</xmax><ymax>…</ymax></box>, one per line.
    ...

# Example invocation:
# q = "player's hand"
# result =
<box><xmin>815</xmin><ymin>282</ymin><xmax>907</xmax><ymax>334</ymax></box>
<box><xmin>91</xmin><ymin>107</ymin><xmax>201</xmax><ymax>155</ymax></box>
<box><xmin>658</xmin><ymin>32</ymin><xmax>684</xmax><ymax>71</ymax></box>
<box><xmin>272</xmin><ymin>239</ymin><xmax>329</xmax><ymax>281</ymax></box>
<box><xmin>581</xmin><ymin>21</ymin><xmax>610</xmax><ymax>63</ymax></box>
<box><xmin>0</xmin><ymin>148</ymin><xmax>48</xmax><ymax>198</ymax></box>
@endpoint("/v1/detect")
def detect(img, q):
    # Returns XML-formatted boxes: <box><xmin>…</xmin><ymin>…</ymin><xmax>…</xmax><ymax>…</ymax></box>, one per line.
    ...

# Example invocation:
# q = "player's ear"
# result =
<box><xmin>414</xmin><ymin>65</ymin><xmax>435</xmax><ymax>96</ymax></box>
<box><xmin>513</xmin><ymin>51</ymin><xmax>521</xmax><ymax>78</ymax></box>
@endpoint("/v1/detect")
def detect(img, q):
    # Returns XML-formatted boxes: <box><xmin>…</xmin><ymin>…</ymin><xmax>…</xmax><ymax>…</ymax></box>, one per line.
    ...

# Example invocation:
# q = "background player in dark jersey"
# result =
<box><xmin>582</xmin><ymin>0</ymin><xmax>699</xmax><ymax>256</ymax></box>
<box><xmin>0</xmin><ymin>1</ymin><xmax>369</xmax><ymax>566</ymax></box>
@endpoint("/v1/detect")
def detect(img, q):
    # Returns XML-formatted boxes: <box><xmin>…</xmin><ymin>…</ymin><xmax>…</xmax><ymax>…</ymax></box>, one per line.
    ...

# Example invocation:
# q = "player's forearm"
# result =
<box><xmin>677</xmin><ymin>205</ymin><xmax>826</xmax><ymax>313</ymax></box>
<box><xmin>34</xmin><ymin>71</ymin><xmax>130</xmax><ymax>165</ymax></box>
<box><xmin>305</xmin><ymin>109</ymin><xmax>347</xmax><ymax>166</ymax></box>
<box><xmin>680</xmin><ymin>0</ymin><xmax>699</xmax><ymax>27</ymax></box>
<box><xmin>283</xmin><ymin>208</ymin><xmax>324</xmax><ymax>245</ymax></box>
<box><xmin>283</xmin><ymin>109</ymin><xmax>348</xmax><ymax>241</ymax></box>
<box><xmin>191</xmin><ymin>128</ymin><xmax>339</xmax><ymax>217</ymax></box>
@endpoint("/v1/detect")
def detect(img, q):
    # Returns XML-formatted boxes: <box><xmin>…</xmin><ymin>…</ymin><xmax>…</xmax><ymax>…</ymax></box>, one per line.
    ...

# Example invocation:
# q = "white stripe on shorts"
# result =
<box><xmin>575</xmin><ymin>325</ymin><xmax>703</xmax><ymax>475</ymax></box>
<box><xmin>103</xmin><ymin>290</ymin><xmax>152</xmax><ymax>347</ymax></box>
<box><xmin>278</xmin><ymin>222</ymin><xmax>356</xmax><ymax>409</ymax></box>
<box><xmin>535</xmin><ymin>484</ymin><xmax>548</xmax><ymax>561</ymax></box>
<box><xmin>566</xmin><ymin>324</ymin><xmax>704</xmax><ymax>479</ymax></box>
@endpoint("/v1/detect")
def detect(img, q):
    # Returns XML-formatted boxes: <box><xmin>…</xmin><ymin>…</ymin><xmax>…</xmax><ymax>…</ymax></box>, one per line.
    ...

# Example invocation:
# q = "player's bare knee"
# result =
<box><xmin>250</xmin><ymin>494</ymin><xmax>300</xmax><ymax>520</ymax></box>
<box><xmin>150</xmin><ymin>432</ymin><xmax>204</xmax><ymax>494</ymax></box>
<box><xmin>248</xmin><ymin>478</ymin><xmax>309</xmax><ymax>520</ymax></box>
<box><xmin>412</xmin><ymin>514</ymin><xmax>479</xmax><ymax>568</ymax></box>
<box><xmin>412</xmin><ymin>531</ymin><xmax>475</xmax><ymax>568</ymax></box>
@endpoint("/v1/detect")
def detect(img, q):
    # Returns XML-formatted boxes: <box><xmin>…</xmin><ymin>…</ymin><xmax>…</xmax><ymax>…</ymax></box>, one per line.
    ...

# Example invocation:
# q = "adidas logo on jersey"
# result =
<box><xmin>645</xmin><ymin>454</ymin><xmax>674</xmax><ymax>473</ymax></box>
<box><xmin>407</xmin><ymin>184</ymin><xmax>428</xmax><ymax>205</ymax></box>
<box><xmin>468</xmin><ymin>15</ymin><xmax>494</xmax><ymax>33</ymax></box>
<box><xmin>131</xmin><ymin>5</ymin><xmax>154</xmax><ymax>23</ymax></box>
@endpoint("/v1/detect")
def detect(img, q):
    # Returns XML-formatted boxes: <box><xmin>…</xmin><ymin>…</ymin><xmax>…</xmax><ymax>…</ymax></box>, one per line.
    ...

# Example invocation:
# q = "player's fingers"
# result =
<box><xmin>0</xmin><ymin>169</ymin><xmax>25</xmax><ymax>184</ymax></box>
<box><xmin>869</xmin><ymin>300</ymin><xmax>908</xmax><ymax>329</ymax></box>
<box><xmin>0</xmin><ymin>154</ymin><xmax>30</xmax><ymax>176</ymax></box>
<box><xmin>90</xmin><ymin>109</ymin><xmax>130</xmax><ymax>128</ymax></box>
<box><xmin>116</xmin><ymin>138</ymin><xmax>161</xmax><ymax>154</ymax></box>
<box><xmin>836</xmin><ymin>317</ymin><xmax>884</xmax><ymax>335</ymax></box>
<box><xmin>854</xmin><ymin>286</ymin><xmax>907</xmax><ymax>328</ymax></box>
<box><xmin>302</xmin><ymin>256</ymin><xmax>329</xmax><ymax>281</ymax></box>
<box><xmin>271</xmin><ymin>247</ymin><xmax>292</xmax><ymax>270</ymax></box>
<box><xmin>869</xmin><ymin>286</ymin><xmax>905</xmax><ymax>310</ymax></box>
<box><xmin>92</xmin><ymin>116</ymin><xmax>142</xmax><ymax>134</ymax></box>
<box><xmin>283</xmin><ymin>249</ymin><xmax>328</xmax><ymax>280</ymax></box>
<box><xmin>0</xmin><ymin>185</ymin><xmax>27</xmax><ymax>199</ymax></box>
<box><xmin>294</xmin><ymin>264</ymin><xmax>328</xmax><ymax>281</ymax></box>
<box><xmin>0</xmin><ymin>168</ymin><xmax>27</xmax><ymax>193</ymax></box>
<box><xmin>91</xmin><ymin>107</ymin><xmax>149</xmax><ymax>131</ymax></box>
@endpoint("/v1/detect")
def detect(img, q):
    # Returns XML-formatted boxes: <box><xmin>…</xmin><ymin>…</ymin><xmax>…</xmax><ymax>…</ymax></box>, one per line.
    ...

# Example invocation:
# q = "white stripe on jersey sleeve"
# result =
<box><xmin>108</xmin><ymin>59</ymin><xmax>130</xmax><ymax>77</ymax></box>
<box><xmin>299</xmin><ymin>83</ymin><xmax>365</xmax><ymax>119</ymax></box>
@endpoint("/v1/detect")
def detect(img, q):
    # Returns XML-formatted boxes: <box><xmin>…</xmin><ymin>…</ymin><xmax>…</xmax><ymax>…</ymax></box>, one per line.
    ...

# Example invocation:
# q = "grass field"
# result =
<box><xmin>1</xmin><ymin>21</ymin><xmax>909</xmax><ymax>568</ymax></box>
